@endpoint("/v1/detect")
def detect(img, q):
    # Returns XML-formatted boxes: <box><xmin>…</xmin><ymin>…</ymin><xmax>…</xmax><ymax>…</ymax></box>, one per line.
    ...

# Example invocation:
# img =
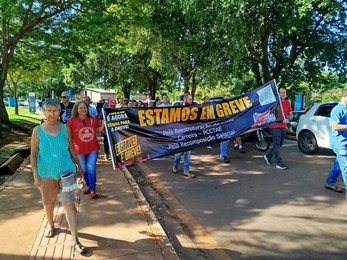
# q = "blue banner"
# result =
<box><xmin>104</xmin><ymin>80</ymin><xmax>282</xmax><ymax>169</ymax></box>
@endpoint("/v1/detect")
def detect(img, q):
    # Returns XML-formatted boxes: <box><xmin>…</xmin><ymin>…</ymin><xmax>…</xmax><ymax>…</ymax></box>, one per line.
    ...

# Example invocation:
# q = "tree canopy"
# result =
<box><xmin>0</xmin><ymin>0</ymin><xmax>346</xmax><ymax>124</ymax></box>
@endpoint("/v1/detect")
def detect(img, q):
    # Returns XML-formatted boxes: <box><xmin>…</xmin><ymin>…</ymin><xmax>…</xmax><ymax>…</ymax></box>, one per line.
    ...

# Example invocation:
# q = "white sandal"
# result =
<box><xmin>44</xmin><ymin>225</ymin><xmax>54</xmax><ymax>238</ymax></box>
<box><xmin>74</xmin><ymin>241</ymin><xmax>87</xmax><ymax>253</ymax></box>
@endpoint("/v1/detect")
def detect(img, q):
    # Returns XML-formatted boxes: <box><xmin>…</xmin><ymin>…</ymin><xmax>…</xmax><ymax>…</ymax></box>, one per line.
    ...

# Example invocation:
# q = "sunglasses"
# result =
<box><xmin>61</xmin><ymin>96</ymin><xmax>67</xmax><ymax>98</ymax></box>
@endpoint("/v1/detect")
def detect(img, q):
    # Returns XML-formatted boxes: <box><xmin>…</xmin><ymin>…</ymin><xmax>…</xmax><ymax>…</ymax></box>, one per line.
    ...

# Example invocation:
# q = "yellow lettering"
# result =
<box><xmin>170</xmin><ymin>107</ymin><xmax>181</xmax><ymax>122</ymax></box>
<box><xmin>189</xmin><ymin>107</ymin><xmax>199</xmax><ymax>120</ymax></box>
<box><xmin>154</xmin><ymin>108</ymin><xmax>162</xmax><ymax>124</ymax></box>
<box><xmin>234</xmin><ymin>99</ymin><xmax>245</xmax><ymax>111</ymax></box>
<box><xmin>222</xmin><ymin>102</ymin><xmax>232</xmax><ymax>116</ymax></box>
<box><xmin>115</xmin><ymin>143</ymin><xmax>121</xmax><ymax>155</ymax></box>
<box><xmin>242</xmin><ymin>96</ymin><xmax>252</xmax><ymax>108</ymax></box>
<box><xmin>123</xmin><ymin>145</ymin><xmax>142</xmax><ymax>161</ymax></box>
<box><xmin>161</xmin><ymin>108</ymin><xmax>170</xmax><ymax>123</ymax></box>
<box><xmin>138</xmin><ymin>110</ymin><xmax>147</xmax><ymax>126</ymax></box>
<box><xmin>215</xmin><ymin>104</ymin><xmax>224</xmax><ymax>117</ymax></box>
<box><xmin>228</xmin><ymin>100</ymin><xmax>239</xmax><ymax>114</ymax></box>
<box><xmin>145</xmin><ymin>109</ymin><xmax>155</xmax><ymax>126</ymax></box>
<box><xmin>181</xmin><ymin>107</ymin><xmax>190</xmax><ymax>121</ymax></box>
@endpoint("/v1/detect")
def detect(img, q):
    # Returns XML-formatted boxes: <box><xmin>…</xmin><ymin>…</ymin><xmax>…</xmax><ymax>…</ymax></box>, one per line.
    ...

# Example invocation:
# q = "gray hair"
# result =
<box><xmin>42</xmin><ymin>99</ymin><xmax>61</xmax><ymax>111</ymax></box>
<box><xmin>61</xmin><ymin>91</ymin><xmax>70</xmax><ymax>97</ymax></box>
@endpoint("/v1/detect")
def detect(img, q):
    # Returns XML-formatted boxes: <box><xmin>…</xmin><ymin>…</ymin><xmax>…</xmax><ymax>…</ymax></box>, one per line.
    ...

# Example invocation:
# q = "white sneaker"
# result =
<box><xmin>276</xmin><ymin>164</ymin><xmax>288</xmax><ymax>170</ymax></box>
<box><xmin>172</xmin><ymin>165</ymin><xmax>178</xmax><ymax>174</ymax></box>
<box><xmin>263</xmin><ymin>155</ymin><xmax>271</xmax><ymax>165</ymax></box>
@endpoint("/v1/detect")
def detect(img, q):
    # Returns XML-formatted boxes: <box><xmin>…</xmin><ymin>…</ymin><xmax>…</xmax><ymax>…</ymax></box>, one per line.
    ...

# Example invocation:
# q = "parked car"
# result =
<box><xmin>286</xmin><ymin>110</ymin><xmax>305</xmax><ymax>135</ymax></box>
<box><xmin>17</xmin><ymin>99</ymin><xmax>25</xmax><ymax>106</ymax></box>
<box><xmin>296</xmin><ymin>101</ymin><xmax>338</xmax><ymax>154</ymax></box>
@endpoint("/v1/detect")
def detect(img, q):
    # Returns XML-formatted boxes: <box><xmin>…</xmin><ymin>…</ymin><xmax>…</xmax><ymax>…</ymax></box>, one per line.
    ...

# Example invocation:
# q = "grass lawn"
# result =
<box><xmin>0</xmin><ymin>107</ymin><xmax>42</xmax><ymax>158</ymax></box>
<box><xmin>6</xmin><ymin>106</ymin><xmax>43</xmax><ymax>122</ymax></box>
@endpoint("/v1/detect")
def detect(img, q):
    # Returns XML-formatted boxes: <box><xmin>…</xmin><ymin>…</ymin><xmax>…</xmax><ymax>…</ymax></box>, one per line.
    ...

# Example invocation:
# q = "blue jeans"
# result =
<box><xmin>332</xmin><ymin>145</ymin><xmax>347</xmax><ymax>192</ymax></box>
<box><xmin>220</xmin><ymin>140</ymin><xmax>230</xmax><ymax>158</ymax></box>
<box><xmin>326</xmin><ymin>159</ymin><xmax>341</xmax><ymax>185</ymax></box>
<box><xmin>267</xmin><ymin>128</ymin><xmax>286</xmax><ymax>165</ymax></box>
<box><xmin>77</xmin><ymin>150</ymin><xmax>98</xmax><ymax>192</ymax></box>
<box><xmin>174</xmin><ymin>151</ymin><xmax>191</xmax><ymax>173</ymax></box>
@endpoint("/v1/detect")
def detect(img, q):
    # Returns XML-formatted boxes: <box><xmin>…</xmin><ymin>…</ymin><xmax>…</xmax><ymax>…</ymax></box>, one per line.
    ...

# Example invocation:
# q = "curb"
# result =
<box><xmin>121</xmin><ymin>166</ymin><xmax>180</xmax><ymax>259</ymax></box>
<box><xmin>0</xmin><ymin>157</ymin><xmax>30</xmax><ymax>192</ymax></box>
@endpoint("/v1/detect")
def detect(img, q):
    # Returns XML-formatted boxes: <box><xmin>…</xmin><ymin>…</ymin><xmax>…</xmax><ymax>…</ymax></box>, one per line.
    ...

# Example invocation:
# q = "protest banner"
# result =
<box><xmin>103</xmin><ymin>80</ymin><xmax>283</xmax><ymax>169</ymax></box>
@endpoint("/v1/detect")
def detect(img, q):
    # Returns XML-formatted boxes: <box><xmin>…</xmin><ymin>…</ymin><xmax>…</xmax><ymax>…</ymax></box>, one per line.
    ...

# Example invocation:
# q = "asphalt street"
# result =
<box><xmin>129</xmin><ymin>139</ymin><xmax>347</xmax><ymax>259</ymax></box>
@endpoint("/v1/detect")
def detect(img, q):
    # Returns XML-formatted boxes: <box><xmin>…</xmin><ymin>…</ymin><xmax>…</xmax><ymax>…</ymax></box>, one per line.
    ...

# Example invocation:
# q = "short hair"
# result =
<box><xmin>42</xmin><ymin>99</ymin><xmax>61</xmax><ymax>111</ymax></box>
<box><xmin>61</xmin><ymin>91</ymin><xmax>70</xmax><ymax>97</ymax></box>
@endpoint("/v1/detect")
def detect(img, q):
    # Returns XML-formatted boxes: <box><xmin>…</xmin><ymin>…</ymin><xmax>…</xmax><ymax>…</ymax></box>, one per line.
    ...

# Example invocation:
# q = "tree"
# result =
<box><xmin>0</xmin><ymin>0</ymin><xmax>77</xmax><ymax>124</ymax></box>
<box><xmin>211</xmin><ymin>0</ymin><xmax>347</xmax><ymax>90</ymax></box>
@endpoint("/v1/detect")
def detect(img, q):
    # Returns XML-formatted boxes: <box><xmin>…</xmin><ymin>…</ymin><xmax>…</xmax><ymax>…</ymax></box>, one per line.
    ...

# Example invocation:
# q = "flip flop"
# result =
<box><xmin>74</xmin><ymin>242</ymin><xmax>87</xmax><ymax>254</ymax></box>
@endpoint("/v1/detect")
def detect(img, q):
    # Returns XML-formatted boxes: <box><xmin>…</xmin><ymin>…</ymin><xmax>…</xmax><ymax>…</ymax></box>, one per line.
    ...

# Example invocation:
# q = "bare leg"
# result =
<box><xmin>44</xmin><ymin>202</ymin><xmax>55</xmax><ymax>228</ymax></box>
<box><xmin>235</xmin><ymin>136</ymin><xmax>242</xmax><ymax>147</ymax></box>
<box><xmin>61</xmin><ymin>191</ymin><xmax>86</xmax><ymax>253</ymax></box>
<box><xmin>61</xmin><ymin>200</ymin><xmax>79</xmax><ymax>244</ymax></box>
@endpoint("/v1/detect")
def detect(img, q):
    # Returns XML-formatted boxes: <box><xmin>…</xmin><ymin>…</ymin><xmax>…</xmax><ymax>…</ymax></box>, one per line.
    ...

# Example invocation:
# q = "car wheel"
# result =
<box><xmin>298</xmin><ymin>131</ymin><xmax>319</xmax><ymax>154</ymax></box>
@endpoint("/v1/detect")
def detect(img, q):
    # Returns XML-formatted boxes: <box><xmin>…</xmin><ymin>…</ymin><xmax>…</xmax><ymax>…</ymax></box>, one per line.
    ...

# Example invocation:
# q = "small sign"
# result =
<box><xmin>29</xmin><ymin>93</ymin><xmax>36</xmax><ymax>113</ymax></box>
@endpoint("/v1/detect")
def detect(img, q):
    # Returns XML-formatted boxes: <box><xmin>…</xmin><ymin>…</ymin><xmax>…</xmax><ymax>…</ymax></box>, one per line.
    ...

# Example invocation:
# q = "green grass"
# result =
<box><xmin>0</xmin><ymin>107</ymin><xmax>42</xmax><ymax>158</ymax></box>
<box><xmin>6</xmin><ymin>106</ymin><xmax>42</xmax><ymax>121</ymax></box>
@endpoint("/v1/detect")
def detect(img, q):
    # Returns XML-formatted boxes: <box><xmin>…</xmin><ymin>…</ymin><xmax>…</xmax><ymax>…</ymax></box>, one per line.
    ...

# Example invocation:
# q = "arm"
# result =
<box><xmin>98</xmin><ymin>119</ymin><xmax>105</xmax><ymax>133</ymax></box>
<box><xmin>30</xmin><ymin>127</ymin><xmax>41</xmax><ymax>188</ymax></box>
<box><xmin>331</xmin><ymin>122</ymin><xmax>347</xmax><ymax>131</ymax></box>
<box><xmin>67</xmin><ymin>126</ymin><xmax>82</xmax><ymax>175</ymax></box>
<box><xmin>287</xmin><ymin>111</ymin><xmax>293</xmax><ymax>120</ymax></box>
<box><xmin>94</xmin><ymin>115</ymin><xmax>104</xmax><ymax>133</ymax></box>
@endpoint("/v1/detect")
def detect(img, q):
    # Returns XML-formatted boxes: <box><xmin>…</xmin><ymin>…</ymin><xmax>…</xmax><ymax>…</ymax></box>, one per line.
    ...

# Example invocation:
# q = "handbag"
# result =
<box><xmin>60</xmin><ymin>169</ymin><xmax>77</xmax><ymax>192</ymax></box>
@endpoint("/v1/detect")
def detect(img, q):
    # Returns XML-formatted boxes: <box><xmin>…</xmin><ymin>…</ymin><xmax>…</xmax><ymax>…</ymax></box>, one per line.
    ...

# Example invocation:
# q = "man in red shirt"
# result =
<box><xmin>264</xmin><ymin>88</ymin><xmax>293</xmax><ymax>169</ymax></box>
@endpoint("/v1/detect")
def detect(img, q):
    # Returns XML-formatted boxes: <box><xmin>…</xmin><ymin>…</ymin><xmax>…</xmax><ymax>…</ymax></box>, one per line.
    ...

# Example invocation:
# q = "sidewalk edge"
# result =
<box><xmin>121</xmin><ymin>166</ymin><xmax>180</xmax><ymax>260</ymax></box>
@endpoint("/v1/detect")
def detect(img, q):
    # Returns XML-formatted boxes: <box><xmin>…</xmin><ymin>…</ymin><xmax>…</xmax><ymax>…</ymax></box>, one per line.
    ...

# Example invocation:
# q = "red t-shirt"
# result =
<box><xmin>67</xmin><ymin>117</ymin><xmax>100</xmax><ymax>155</ymax></box>
<box><xmin>270</xmin><ymin>99</ymin><xmax>292</xmax><ymax>129</ymax></box>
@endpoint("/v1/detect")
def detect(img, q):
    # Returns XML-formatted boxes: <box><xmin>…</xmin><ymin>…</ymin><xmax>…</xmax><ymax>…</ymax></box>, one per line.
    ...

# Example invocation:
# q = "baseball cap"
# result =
<box><xmin>108</xmin><ymin>98</ymin><xmax>116</xmax><ymax>105</ymax></box>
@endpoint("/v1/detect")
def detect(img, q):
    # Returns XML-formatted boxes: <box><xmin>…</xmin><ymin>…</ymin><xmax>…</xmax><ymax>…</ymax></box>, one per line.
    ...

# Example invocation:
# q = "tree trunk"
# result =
<box><xmin>0</xmin><ymin>77</ymin><xmax>10</xmax><ymax>124</ymax></box>
<box><xmin>190</xmin><ymin>70</ymin><xmax>198</xmax><ymax>99</ymax></box>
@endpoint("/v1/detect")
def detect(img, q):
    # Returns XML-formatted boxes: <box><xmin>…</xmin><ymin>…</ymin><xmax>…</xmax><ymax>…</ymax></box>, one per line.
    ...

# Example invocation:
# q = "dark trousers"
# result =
<box><xmin>103</xmin><ymin>134</ymin><xmax>110</xmax><ymax>155</ymax></box>
<box><xmin>266</xmin><ymin>128</ymin><xmax>286</xmax><ymax>165</ymax></box>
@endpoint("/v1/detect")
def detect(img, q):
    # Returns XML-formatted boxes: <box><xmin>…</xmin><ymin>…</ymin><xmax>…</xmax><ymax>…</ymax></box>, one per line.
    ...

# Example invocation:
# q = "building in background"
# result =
<box><xmin>79</xmin><ymin>88</ymin><xmax>116</xmax><ymax>103</ymax></box>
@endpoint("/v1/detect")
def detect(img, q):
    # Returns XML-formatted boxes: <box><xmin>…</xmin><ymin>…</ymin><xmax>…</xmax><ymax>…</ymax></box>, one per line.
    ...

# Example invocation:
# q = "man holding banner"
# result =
<box><xmin>264</xmin><ymin>87</ymin><xmax>293</xmax><ymax>170</ymax></box>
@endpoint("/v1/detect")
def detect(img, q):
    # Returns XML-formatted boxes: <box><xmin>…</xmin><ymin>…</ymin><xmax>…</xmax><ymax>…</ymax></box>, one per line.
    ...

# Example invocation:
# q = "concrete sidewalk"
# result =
<box><xmin>0</xmin><ymin>156</ymin><xmax>178</xmax><ymax>260</ymax></box>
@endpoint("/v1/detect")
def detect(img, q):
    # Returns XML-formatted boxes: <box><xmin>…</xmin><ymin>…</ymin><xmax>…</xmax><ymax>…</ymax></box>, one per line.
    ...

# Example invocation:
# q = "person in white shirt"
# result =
<box><xmin>158</xmin><ymin>94</ymin><xmax>171</xmax><ymax>107</ymax></box>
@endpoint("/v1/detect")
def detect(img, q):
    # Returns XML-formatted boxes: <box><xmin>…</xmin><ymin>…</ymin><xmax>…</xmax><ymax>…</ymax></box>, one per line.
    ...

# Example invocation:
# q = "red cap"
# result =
<box><xmin>108</xmin><ymin>98</ymin><xmax>116</xmax><ymax>105</ymax></box>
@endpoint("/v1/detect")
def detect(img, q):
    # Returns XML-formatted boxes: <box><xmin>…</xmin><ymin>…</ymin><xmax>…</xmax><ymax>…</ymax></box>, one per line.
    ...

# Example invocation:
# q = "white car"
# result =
<box><xmin>296</xmin><ymin>101</ymin><xmax>338</xmax><ymax>154</ymax></box>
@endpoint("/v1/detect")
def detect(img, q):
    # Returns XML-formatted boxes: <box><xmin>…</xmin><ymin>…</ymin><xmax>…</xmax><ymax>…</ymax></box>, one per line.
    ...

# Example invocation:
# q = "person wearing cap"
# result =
<box><xmin>98</xmin><ymin>98</ymin><xmax>116</xmax><ymax>160</ymax></box>
<box><xmin>60</xmin><ymin>91</ymin><xmax>74</xmax><ymax>124</ymax></box>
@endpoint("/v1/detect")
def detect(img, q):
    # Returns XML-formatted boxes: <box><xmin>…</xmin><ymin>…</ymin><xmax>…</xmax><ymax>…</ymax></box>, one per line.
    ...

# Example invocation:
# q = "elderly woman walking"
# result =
<box><xmin>30</xmin><ymin>99</ymin><xmax>86</xmax><ymax>254</ymax></box>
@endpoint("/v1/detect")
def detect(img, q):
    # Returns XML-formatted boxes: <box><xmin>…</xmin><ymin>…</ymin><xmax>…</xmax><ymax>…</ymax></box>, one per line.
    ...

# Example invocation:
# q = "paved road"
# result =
<box><xmin>129</xmin><ymin>139</ymin><xmax>347</xmax><ymax>259</ymax></box>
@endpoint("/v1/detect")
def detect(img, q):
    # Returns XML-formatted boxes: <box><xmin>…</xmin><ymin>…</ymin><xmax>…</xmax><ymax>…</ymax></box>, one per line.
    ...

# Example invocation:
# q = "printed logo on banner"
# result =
<box><xmin>252</xmin><ymin>110</ymin><xmax>276</xmax><ymax>127</ymax></box>
<box><xmin>257</xmin><ymin>84</ymin><xmax>276</xmax><ymax>106</ymax></box>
